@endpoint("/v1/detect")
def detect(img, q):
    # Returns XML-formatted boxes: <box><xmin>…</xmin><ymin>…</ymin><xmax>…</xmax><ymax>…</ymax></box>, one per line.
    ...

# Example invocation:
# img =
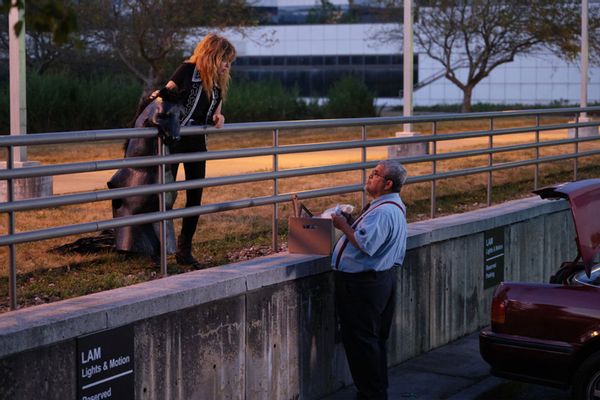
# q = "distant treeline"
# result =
<box><xmin>4</xmin><ymin>72</ymin><xmax>589</xmax><ymax>135</ymax></box>
<box><xmin>0</xmin><ymin>73</ymin><xmax>377</xmax><ymax>134</ymax></box>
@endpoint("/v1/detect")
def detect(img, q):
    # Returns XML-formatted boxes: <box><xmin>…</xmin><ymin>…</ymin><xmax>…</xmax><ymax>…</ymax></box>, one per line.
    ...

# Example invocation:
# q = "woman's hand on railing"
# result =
<box><xmin>213</xmin><ymin>113</ymin><xmax>225</xmax><ymax>128</ymax></box>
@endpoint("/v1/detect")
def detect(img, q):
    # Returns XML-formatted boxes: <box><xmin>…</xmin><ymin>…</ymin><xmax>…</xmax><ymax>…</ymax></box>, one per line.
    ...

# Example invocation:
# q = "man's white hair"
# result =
<box><xmin>380</xmin><ymin>159</ymin><xmax>407</xmax><ymax>193</ymax></box>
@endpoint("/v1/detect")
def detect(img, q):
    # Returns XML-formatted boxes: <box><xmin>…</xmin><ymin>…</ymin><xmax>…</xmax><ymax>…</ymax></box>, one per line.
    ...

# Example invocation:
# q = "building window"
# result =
<box><xmin>251</xmin><ymin>5</ymin><xmax>401</xmax><ymax>25</ymax></box>
<box><xmin>232</xmin><ymin>54</ymin><xmax>418</xmax><ymax>98</ymax></box>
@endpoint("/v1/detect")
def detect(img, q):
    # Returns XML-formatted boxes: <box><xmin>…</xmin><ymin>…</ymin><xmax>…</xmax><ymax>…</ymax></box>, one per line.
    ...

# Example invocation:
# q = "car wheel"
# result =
<box><xmin>573</xmin><ymin>352</ymin><xmax>600</xmax><ymax>400</ymax></box>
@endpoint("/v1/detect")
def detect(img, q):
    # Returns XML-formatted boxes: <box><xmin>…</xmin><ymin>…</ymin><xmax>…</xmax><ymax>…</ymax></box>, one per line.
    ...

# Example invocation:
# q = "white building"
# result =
<box><xmin>220</xmin><ymin>1</ymin><xmax>599</xmax><ymax>107</ymax></box>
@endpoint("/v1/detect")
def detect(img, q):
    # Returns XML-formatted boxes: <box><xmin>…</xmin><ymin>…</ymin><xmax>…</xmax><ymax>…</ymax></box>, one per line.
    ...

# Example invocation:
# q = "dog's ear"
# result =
<box><xmin>150</xmin><ymin>98</ymin><xmax>182</xmax><ymax>144</ymax></box>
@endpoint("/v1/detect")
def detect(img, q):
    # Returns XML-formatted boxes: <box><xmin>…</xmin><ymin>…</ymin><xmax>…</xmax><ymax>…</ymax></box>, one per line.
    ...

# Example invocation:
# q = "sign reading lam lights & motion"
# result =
<box><xmin>76</xmin><ymin>324</ymin><xmax>134</xmax><ymax>400</ymax></box>
<box><xmin>484</xmin><ymin>227</ymin><xmax>505</xmax><ymax>289</ymax></box>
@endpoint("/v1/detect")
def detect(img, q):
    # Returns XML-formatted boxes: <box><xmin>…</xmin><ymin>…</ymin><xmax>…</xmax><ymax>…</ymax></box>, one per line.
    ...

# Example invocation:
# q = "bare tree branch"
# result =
<box><xmin>372</xmin><ymin>0</ymin><xmax>593</xmax><ymax>111</ymax></box>
<box><xmin>77</xmin><ymin>0</ymin><xmax>255</xmax><ymax>93</ymax></box>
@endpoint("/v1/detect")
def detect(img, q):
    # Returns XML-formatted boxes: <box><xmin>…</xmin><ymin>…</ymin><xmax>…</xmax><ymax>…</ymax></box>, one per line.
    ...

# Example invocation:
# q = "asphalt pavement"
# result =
<box><xmin>322</xmin><ymin>331</ymin><xmax>572</xmax><ymax>400</ymax></box>
<box><xmin>51</xmin><ymin>131</ymin><xmax>566</xmax><ymax>195</ymax></box>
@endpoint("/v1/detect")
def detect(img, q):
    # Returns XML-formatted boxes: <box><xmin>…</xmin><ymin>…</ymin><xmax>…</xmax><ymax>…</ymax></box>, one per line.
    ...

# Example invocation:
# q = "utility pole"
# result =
<box><xmin>569</xmin><ymin>0</ymin><xmax>598</xmax><ymax>137</ymax></box>
<box><xmin>8</xmin><ymin>2</ymin><xmax>28</xmax><ymax>162</ymax></box>
<box><xmin>580</xmin><ymin>0</ymin><xmax>589</xmax><ymax>119</ymax></box>
<box><xmin>403</xmin><ymin>0</ymin><xmax>413</xmax><ymax>133</ymax></box>
<box><xmin>390</xmin><ymin>0</ymin><xmax>426</xmax><ymax>158</ymax></box>
<box><xmin>4</xmin><ymin>3</ymin><xmax>53</xmax><ymax>204</ymax></box>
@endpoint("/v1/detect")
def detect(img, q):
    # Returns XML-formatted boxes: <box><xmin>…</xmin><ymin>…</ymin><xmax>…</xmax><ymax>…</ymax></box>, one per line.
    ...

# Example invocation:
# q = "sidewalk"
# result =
<box><xmin>51</xmin><ymin>149</ymin><xmax>387</xmax><ymax>194</ymax></box>
<box><xmin>322</xmin><ymin>331</ymin><xmax>571</xmax><ymax>400</ymax></box>
<box><xmin>50</xmin><ymin>131</ymin><xmax>566</xmax><ymax>195</ymax></box>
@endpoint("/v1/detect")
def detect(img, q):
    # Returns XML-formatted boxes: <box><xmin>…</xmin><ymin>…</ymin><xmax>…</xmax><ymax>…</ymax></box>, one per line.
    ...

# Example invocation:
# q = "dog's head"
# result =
<box><xmin>150</xmin><ymin>97</ymin><xmax>183</xmax><ymax>144</ymax></box>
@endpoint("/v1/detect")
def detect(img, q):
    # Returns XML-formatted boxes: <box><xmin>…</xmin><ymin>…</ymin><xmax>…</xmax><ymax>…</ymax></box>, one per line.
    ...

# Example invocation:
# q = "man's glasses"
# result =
<box><xmin>368</xmin><ymin>171</ymin><xmax>388</xmax><ymax>180</ymax></box>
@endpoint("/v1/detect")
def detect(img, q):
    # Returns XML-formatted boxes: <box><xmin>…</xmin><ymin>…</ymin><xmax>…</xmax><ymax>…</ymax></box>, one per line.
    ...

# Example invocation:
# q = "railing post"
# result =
<box><xmin>7</xmin><ymin>146</ymin><xmax>17</xmax><ymax>310</ymax></box>
<box><xmin>430</xmin><ymin>121</ymin><xmax>437</xmax><ymax>219</ymax></box>
<box><xmin>534</xmin><ymin>114</ymin><xmax>540</xmax><ymax>189</ymax></box>
<box><xmin>574</xmin><ymin>113</ymin><xmax>580</xmax><ymax>181</ymax></box>
<box><xmin>157</xmin><ymin>135</ymin><xmax>168</xmax><ymax>277</ymax></box>
<box><xmin>361</xmin><ymin>125</ymin><xmax>367</xmax><ymax>209</ymax></box>
<box><xmin>487</xmin><ymin>117</ymin><xmax>494</xmax><ymax>206</ymax></box>
<box><xmin>272</xmin><ymin>129</ymin><xmax>279</xmax><ymax>252</ymax></box>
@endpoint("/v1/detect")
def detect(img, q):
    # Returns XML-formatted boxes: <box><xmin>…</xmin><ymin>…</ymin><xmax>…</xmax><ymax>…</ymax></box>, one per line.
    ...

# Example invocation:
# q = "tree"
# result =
<box><xmin>307</xmin><ymin>0</ymin><xmax>344</xmax><ymax>24</ymax></box>
<box><xmin>374</xmin><ymin>0</ymin><xmax>599</xmax><ymax>112</ymax></box>
<box><xmin>1</xmin><ymin>1</ymin><xmax>82</xmax><ymax>75</ymax></box>
<box><xmin>307</xmin><ymin>0</ymin><xmax>362</xmax><ymax>24</ymax></box>
<box><xmin>2</xmin><ymin>0</ymin><xmax>77</xmax><ymax>44</ymax></box>
<box><xmin>77</xmin><ymin>0</ymin><xmax>255</xmax><ymax>94</ymax></box>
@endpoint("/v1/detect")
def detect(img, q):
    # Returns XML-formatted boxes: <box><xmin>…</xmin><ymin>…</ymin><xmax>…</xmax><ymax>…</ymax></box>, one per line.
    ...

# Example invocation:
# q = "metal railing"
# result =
<box><xmin>2</xmin><ymin>106</ymin><xmax>600</xmax><ymax>309</ymax></box>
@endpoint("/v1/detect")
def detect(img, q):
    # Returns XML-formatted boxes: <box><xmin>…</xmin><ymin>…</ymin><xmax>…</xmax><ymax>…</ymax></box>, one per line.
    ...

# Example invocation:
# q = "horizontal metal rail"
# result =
<box><xmin>0</xmin><ymin>140</ymin><xmax>591</xmax><ymax>209</ymax></box>
<box><xmin>4</xmin><ymin>135</ymin><xmax>600</xmax><ymax>214</ymax></box>
<box><xmin>0</xmin><ymin>161</ymin><xmax>377</xmax><ymax>212</ymax></box>
<box><xmin>2</xmin><ymin>146</ymin><xmax>600</xmax><ymax>245</ymax></box>
<box><xmin>1</xmin><ymin>106</ymin><xmax>599</xmax><ymax>148</ymax></box>
<box><xmin>1</xmin><ymin>119</ymin><xmax>598</xmax><ymax>181</ymax></box>
<box><xmin>0</xmin><ymin>184</ymin><xmax>363</xmax><ymax>246</ymax></box>
<box><xmin>1</xmin><ymin>106</ymin><xmax>600</xmax><ymax>310</ymax></box>
<box><xmin>410</xmin><ymin>149</ymin><xmax>600</xmax><ymax>183</ymax></box>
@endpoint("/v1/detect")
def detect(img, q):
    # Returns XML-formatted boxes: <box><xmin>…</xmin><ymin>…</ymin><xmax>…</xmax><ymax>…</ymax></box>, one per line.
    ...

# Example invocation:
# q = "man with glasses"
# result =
<box><xmin>331</xmin><ymin>159</ymin><xmax>408</xmax><ymax>400</ymax></box>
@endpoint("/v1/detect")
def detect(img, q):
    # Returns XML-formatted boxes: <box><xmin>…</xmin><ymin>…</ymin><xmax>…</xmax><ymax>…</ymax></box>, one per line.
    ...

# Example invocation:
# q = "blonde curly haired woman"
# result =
<box><xmin>160</xmin><ymin>33</ymin><xmax>236</xmax><ymax>267</ymax></box>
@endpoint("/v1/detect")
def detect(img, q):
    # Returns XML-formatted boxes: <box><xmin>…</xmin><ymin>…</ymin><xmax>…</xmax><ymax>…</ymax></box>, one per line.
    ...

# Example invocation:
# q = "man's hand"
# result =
<box><xmin>213</xmin><ymin>113</ymin><xmax>225</xmax><ymax>128</ymax></box>
<box><xmin>332</xmin><ymin>213</ymin><xmax>363</xmax><ymax>251</ymax></box>
<box><xmin>332</xmin><ymin>213</ymin><xmax>350</xmax><ymax>230</ymax></box>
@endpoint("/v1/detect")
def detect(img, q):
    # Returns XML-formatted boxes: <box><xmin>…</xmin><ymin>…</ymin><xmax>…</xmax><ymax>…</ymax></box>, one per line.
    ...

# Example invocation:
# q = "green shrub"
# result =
<box><xmin>26</xmin><ymin>73</ymin><xmax>142</xmax><ymax>133</ymax></box>
<box><xmin>225</xmin><ymin>79</ymin><xmax>309</xmax><ymax>123</ymax></box>
<box><xmin>4</xmin><ymin>70</ymin><xmax>598</xmax><ymax>136</ymax></box>
<box><xmin>0</xmin><ymin>72</ymin><xmax>141</xmax><ymax>134</ymax></box>
<box><xmin>297</xmin><ymin>98</ymin><xmax>325</xmax><ymax>120</ymax></box>
<box><xmin>325</xmin><ymin>75</ymin><xmax>376</xmax><ymax>118</ymax></box>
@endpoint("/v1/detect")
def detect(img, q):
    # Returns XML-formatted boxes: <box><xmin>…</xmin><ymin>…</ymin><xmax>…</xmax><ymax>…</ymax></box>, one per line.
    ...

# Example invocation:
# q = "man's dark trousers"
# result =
<box><xmin>334</xmin><ymin>267</ymin><xmax>397</xmax><ymax>400</ymax></box>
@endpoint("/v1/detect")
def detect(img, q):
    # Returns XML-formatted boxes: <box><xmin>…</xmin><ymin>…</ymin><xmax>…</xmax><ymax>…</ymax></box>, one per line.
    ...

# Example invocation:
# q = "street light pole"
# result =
<box><xmin>389</xmin><ymin>0</ymin><xmax>425</xmax><ymax>159</ymax></box>
<box><xmin>8</xmin><ymin>2</ymin><xmax>28</xmax><ymax>162</ymax></box>
<box><xmin>403</xmin><ymin>0</ymin><xmax>413</xmax><ymax>133</ymax></box>
<box><xmin>580</xmin><ymin>0</ymin><xmax>589</xmax><ymax>119</ymax></box>
<box><xmin>568</xmin><ymin>0</ymin><xmax>597</xmax><ymax>138</ymax></box>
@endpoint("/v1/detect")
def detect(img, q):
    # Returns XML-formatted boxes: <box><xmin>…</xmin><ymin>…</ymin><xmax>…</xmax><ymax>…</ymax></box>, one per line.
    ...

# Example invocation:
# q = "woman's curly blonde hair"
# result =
<box><xmin>187</xmin><ymin>33</ymin><xmax>236</xmax><ymax>99</ymax></box>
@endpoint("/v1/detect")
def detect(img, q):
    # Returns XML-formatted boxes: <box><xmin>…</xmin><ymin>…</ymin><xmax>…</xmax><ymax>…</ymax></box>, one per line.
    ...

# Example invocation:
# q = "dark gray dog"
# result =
<box><xmin>108</xmin><ymin>94</ymin><xmax>182</xmax><ymax>257</ymax></box>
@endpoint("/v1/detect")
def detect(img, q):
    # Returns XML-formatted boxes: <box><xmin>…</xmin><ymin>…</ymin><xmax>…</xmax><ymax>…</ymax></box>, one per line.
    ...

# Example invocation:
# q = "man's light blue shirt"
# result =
<box><xmin>331</xmin><ymin>193</ymin><xmax>407</xmax><ymax>273</ymax></box>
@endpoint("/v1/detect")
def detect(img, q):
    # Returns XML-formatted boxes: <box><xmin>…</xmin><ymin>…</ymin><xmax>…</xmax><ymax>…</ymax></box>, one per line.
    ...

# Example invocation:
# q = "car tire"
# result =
<box><xmin>573</xmin><ymin>352</ymin><xmax>600</xmax><ymax>400</ymax></box>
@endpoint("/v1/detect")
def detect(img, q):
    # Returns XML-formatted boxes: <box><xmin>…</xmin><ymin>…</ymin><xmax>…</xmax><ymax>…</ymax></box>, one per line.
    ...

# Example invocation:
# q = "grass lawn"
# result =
<box><xmin>1</xmin><ymin>115</ymin><xmax>599</xmax><ymax>312</ymax></box>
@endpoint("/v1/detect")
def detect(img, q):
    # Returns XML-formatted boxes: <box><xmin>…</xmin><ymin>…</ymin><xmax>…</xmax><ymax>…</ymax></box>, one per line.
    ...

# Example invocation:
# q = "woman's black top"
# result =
<box><xmin>169</xmin><ymin>62</ymin><xmax>222</xmax><ymax>127</ymax></box>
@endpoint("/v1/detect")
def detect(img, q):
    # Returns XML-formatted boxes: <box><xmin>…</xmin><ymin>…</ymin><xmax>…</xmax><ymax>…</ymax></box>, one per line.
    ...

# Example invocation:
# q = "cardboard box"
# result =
<box><xmin>288</xmin><ymin>217</ymin><xmax>335</xmax><ymax>255</ymax></box>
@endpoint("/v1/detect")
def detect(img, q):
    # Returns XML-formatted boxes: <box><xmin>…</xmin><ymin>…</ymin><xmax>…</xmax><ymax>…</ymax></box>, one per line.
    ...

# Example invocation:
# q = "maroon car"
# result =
<box><xmin>480</xmin><ymin>179</ymin><xmax>600</xmax><ymax>399</ymax></box>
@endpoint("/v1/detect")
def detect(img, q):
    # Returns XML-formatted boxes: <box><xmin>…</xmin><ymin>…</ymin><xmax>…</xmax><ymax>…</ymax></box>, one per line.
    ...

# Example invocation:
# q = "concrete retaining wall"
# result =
<box><xmin>0</xmin><ymin>196</ymin><xmax>574</xmax><ymax>399</ymax></box>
